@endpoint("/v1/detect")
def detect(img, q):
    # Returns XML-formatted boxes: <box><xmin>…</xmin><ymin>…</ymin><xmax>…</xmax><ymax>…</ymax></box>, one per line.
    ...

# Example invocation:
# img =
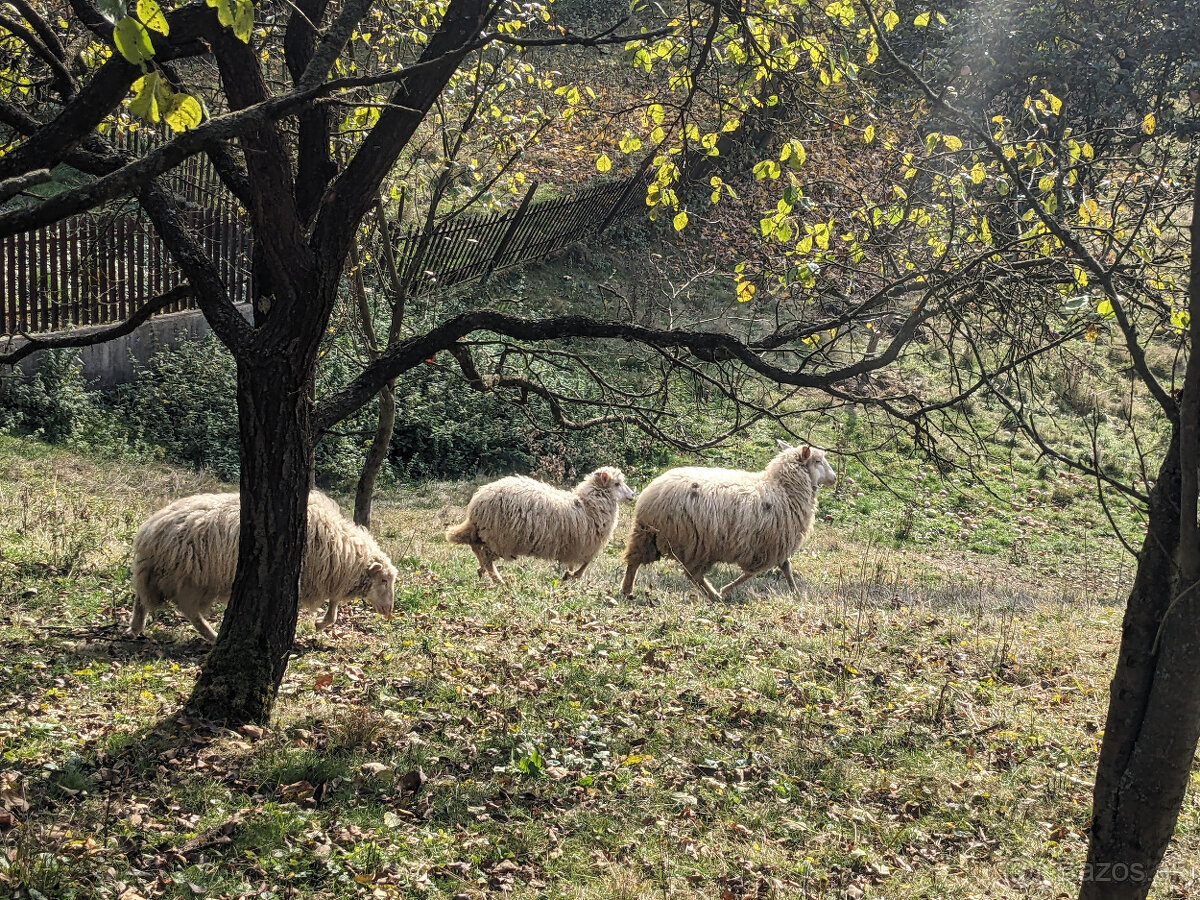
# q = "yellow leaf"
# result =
<box><xmin>863</xmin><ymin>124</ymin><xmax>875</xmax><ymax>144</ymax></box>
<box><xmin>883</xmin><ymin>10</ymin><xmax>899</xmax><ymax>30</ymax></box>
<box><xmin>1143</xmin><ymin>112</ymin><xmax>1155</xmax><ymax>135</ymax></box>
<box><xmin>942</xmin><ymin>134</ymin><xmax>962</xmax><ymax>151</ymax></box>
<box><xmin>595</xmin><ymin>154</ymin><xmax>612</xmax><ymax>173</ymax></box>
<box><xmin>914</xmin><ymin>11</ymin><xmax>930</xmax><ymax>26</ymax></box>
<box><xmin>970</xmin><ymin>162</ymin><xmax>985</xmax><ymax>184</ymax></box>
<box><xmin>736</xmin><ymin>280</ymin><xmax>755</xmax><ymax>303</ymax></box>
<box><xmin>164</xmin><ymin>93</ymin><xmax>203</xmax><ymax>132</ymax></box>
<box><xmin>136</xmin><ymin>0</ymin><xmax>169</xmax><ymax>35</ymax></box>
<box><xmin>672</xmin><ymin>211</ymin><xmax>688</xmax><ymax>231</ymax></box>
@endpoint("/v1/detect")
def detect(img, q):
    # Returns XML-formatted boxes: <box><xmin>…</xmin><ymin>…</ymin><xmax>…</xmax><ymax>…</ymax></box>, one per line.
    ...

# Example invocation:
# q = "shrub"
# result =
<box><xmin>0</xmin><ymin>349</ymin><xmax>93</xmax><ymax>443</ymax></box>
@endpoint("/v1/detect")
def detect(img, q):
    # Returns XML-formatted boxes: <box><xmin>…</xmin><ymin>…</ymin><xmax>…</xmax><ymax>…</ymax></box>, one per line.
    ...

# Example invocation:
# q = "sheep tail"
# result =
<box><xmin>445</xmin><ymin>520</ymin><xmax>479</xmax><ymax>546</ymax></box>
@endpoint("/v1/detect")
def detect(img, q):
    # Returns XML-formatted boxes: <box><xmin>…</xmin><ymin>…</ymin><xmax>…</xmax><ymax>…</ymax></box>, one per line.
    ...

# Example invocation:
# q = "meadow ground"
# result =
<box><xmin>1</xmin><ymin>435</ymin><xmax>1198</xmax><ymax>899</ymax></box>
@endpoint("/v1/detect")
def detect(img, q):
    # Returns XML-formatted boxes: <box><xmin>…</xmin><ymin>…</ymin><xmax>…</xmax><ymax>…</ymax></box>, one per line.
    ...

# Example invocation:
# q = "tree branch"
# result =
<box><xmin>314</xmin><ymin>304</ymin><xmax>933</xmax><ymax>433</ymax></box>
<box><xmin>0</xmin><ymin>3</ymin><xmax>216</xmax><ymax>181</ymax></box>
<box><xmin>0</xmin><ymin>169</ymin><xmax>51</xmax><ymax>204</ymax></box>
<box><xmin>0</xmin><ymin>285</ymin><xmax>191</xmax><ymax>366</ymax></box>
<box><xmin>311</xmin><ymin>0</ymin><xmax>490</xmax><ymax>281</ymax></box>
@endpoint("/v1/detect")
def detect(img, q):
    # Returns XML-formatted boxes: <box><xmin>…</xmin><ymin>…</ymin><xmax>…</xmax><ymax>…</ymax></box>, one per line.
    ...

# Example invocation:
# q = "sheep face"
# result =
<box><xmin>364</xmin><ymin>560</ymin><xmax>397</xmax><ymax>618</ymax></box>
<box><xmin>591</xmin><ymin>466</ymin><xmax>637</xmax><ymax>502</ymax></box>
<box><xmin>776</xmin><ymin>440</ymin><xmax>837</xmax><ymax>488</ymax></box>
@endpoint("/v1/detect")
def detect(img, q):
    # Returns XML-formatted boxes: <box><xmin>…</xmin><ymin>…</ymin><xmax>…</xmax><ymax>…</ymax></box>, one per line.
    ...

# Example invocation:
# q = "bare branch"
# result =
<box><xmin>0</xmin><ymin>168</ymin><xmax>51</xmax><ymax>204</ymax></box>
<box><xmin>0</xmin><ymin>285</ymin><xmax>192</xmax><ymax>366</ymax></box>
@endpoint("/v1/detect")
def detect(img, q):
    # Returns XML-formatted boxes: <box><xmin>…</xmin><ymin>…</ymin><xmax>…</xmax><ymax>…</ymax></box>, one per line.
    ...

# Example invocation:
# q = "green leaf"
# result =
<box><xmin>136</xmin><ymin>0</ymin><xmax>168</xmax><ymax>35</ymax></box>
<box><xmin>129</xmin><ymin>73</ymin><xmax>161</xmax><ymax>122</ymax></box>
<box><xmin>207</xmin><ymin>0</ymin><xmax>235</xmax><ymax>28</ymax></box>
<box><xmin>164</xmin><ymin>93</ymin><xmax>204</xmax><ymax>132</ymax></box>
<box><xmin>672</xmin><ymin>211</ymin><xmax>688</xmax><ymax>232</ymax></box>
<box><xmin>232</xmin><ymin>0</ymin><xmax>253</xmax><ymax>41</ymax></box>
<box><xmin>113</xmin><ymin>16</ymin><xmax>155</xmax><ymax>64</ymax></box>
<box><xmin>780</xmin><ymin>139</ymin><xmax>806</xmax><ymax>169</ymax></box>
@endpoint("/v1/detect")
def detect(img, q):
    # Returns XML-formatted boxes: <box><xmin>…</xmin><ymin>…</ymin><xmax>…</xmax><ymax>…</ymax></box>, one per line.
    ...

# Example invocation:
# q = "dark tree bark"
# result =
<box><xmin>1080</xmin><ymin>164</ymin><xmax>1200</xmax><ymax>900</ymax></box>
<box><xmin>186</xmin><ymin>348</ymin><xmax>319</xmax><ymax>724</ymax></box>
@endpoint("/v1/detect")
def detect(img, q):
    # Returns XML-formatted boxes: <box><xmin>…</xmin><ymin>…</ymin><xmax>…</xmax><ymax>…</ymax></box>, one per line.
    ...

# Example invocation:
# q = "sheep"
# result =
<box><xmin>446</xmin><ymin>467</ymin><xmax>636</xmax><ymax>584</ymax></box>
<box><xmin>128</xmin><ymin>490</ymin><xmax>397</xmax><ymax>643</ymax></box>
<box><xmin>620</xmin><ymin>441</ymin><xmax>836</xmax><ymax>601</ymax></box>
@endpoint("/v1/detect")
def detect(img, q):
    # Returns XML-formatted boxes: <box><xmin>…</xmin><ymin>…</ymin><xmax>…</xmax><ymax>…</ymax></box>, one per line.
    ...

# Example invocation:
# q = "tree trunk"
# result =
<box><xmin>353</xmin><ymin>380</ymin><xmax>396</xmax><ymax>528</ymax></box>
<box><xmin>186</xmin><ymin>351</ymin><xmax>316</xmax><ymax>725</ymax></box>
<box><xmin>1081</xmin><ymin>433</ymin><xmax>1200</xmax><ymax>898</ymax></box>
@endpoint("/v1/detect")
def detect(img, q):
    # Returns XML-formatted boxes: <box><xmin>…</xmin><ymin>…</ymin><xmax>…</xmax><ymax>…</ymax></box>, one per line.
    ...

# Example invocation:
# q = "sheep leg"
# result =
<box><xmin>684</xmin><ymin>567</ymin><xmax>722</xmax><ymax>603</ymax></box>
<box><xmin>780</xmin><ymin>559</ymin><xmax>798</xmax><ymax>593</ymax></box>
<box><xmin>316</xmin><ymin>600</ymin><xmax>339</xmax><ymax>631</ymax></box>
<box><xmin>620</xmin><ymin>562</ymin><xmax>640</xmax><ymax>596</ymax></box>
<box><xmin>468</xmin><ymin>544</ymin><xmax>505</xmax><ymax>585</ymax></box>
<box><xmin>719</xmin><ymin>569</ymin><xmax>759</xmax><ymax>599</ymax></box>
<box><xmin>181</xmin><ymin>606</ymin><xmax>219</xmax><ymax>644</ymax></box>
<box><xmin>564</xmin><ymin>559</ymin><xmax>592</xmax><ymax>580</ymax></box>
<box><xmin>128</xmin><ymin>595</ymin><xmax>150</xmax><ymax>637</ymax></box>
<box><xmin>620</xmin><ymin>526</ymin><xmax>660</xmax><ymax>596</ymax></box>
<box><xmin>174</xmin><ymin>589</ymin><xmax>219</xmax><ymax>643</ymax></box>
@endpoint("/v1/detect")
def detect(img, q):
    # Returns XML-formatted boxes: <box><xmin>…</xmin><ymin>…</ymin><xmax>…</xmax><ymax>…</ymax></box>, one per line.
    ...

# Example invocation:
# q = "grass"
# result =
<box><xmin>1</xmin><ymin>433</ymin><xmax>1198</xmax><ymax>899</ymax></box>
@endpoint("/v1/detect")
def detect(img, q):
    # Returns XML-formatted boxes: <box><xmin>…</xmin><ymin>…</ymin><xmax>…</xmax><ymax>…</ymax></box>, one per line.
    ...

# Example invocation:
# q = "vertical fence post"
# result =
<box><xmin>482</xmin><ymin>181</ymin><xmax>539</xmax><ymax>284</ymax></box>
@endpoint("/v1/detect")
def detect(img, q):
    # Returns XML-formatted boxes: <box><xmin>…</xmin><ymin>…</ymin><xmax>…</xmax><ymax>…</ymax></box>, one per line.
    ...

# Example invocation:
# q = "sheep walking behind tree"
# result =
<box><xmin>130</xmin><ymin>491</ymin><xmax>397</xmax><ymax>642</ymax></box>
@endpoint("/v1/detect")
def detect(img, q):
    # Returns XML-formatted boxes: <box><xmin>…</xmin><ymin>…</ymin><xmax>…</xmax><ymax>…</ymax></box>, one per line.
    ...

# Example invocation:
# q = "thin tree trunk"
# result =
<box><xmin>352</xmin><ymin>194</ymin><xmax>406</xmax><ymax>528</ymax></box>
<box><xmin>185</xmin><ymin>351</ymin><xmax>316</xmax><ymax>725</ymax></box>
<box><xmin>354</xmin><ymin>380</ymin><xmax>396</xmax><ymax>528</ymax></box>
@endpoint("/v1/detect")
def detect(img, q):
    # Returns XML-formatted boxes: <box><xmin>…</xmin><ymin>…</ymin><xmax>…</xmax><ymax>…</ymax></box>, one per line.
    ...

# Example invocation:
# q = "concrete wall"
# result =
<box><xmin>3</xmin><ymin>304</ymin><xmax>252</xmax><ymax>390</ymax></box>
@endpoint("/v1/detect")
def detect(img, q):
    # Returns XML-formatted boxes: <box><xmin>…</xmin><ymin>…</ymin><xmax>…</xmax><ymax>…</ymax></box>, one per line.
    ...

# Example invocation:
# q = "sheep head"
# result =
<box><xmin>588</xmin><ymin>466</ymin><xmax>637</xmax><ymax>502</ymax></box>
<box><xmin>364</xmin><ymin>559</ymin><xmax>397</xmax><ymax>619</ymax></box>
<box><xmin>774</xmin><ymin>439</ymin><xmax>837</xmax><ymax>488</ymax></box>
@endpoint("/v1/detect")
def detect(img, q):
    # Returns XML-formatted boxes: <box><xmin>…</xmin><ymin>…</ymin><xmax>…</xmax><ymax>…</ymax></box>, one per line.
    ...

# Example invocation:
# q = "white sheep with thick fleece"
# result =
<box><xmin>621</xmin><ymin>441</ymin><xmax>836</xmax><ymax>600</ymax></box>
<box><xmin>446</xmin><ymin>467</ymin><xmax>636</xmax><ymax>584</ymax></box>
<box><xmin>129</xmin><ymin>490</ymin><xmax>396</xmax><ymax>642</ymax></box>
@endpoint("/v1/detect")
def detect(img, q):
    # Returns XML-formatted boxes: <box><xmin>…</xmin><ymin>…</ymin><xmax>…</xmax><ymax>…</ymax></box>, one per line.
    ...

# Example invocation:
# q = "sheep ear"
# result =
<box><xmin>369</xmin><ymin>561</ymin><xmax>384</xmax><ymax>574</ymax></box>
<box><xmin>596</xmin><ymin>470</ymin><xmax>611</xmax><ymax>485</ymax></box>
<box><xmin>801</xmin><ymin>445</ymin><xmax>812</xmax><ymax>461</ymax></box>
<box><xmin>776</xmin><ymin>439</ymin><xmax>792</xmax><ymax>451</ymax></box>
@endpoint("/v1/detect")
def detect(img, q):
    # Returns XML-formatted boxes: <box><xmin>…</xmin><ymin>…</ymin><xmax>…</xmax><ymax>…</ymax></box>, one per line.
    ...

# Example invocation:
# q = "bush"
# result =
<box><xmin>113</xmin><ymin>336</ymin><xmax>241</xmax><ymax>479</ymax></box>
<box><xmin>0</xmin><ymin>349</ymin><xmax>93</xmax><ymax>443</ymax></box>
<box><xmin>4</xmin><ymin>331</ymin><xmax>671</xmax><ymax>486</ymax></box>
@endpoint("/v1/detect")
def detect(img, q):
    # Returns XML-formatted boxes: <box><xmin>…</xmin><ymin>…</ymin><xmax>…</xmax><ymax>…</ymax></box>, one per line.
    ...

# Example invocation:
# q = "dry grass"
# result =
<box><xmin>1</xmin><ymin>435</ymin><xmax>1198</xmax><ymax>899</ymax></box>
